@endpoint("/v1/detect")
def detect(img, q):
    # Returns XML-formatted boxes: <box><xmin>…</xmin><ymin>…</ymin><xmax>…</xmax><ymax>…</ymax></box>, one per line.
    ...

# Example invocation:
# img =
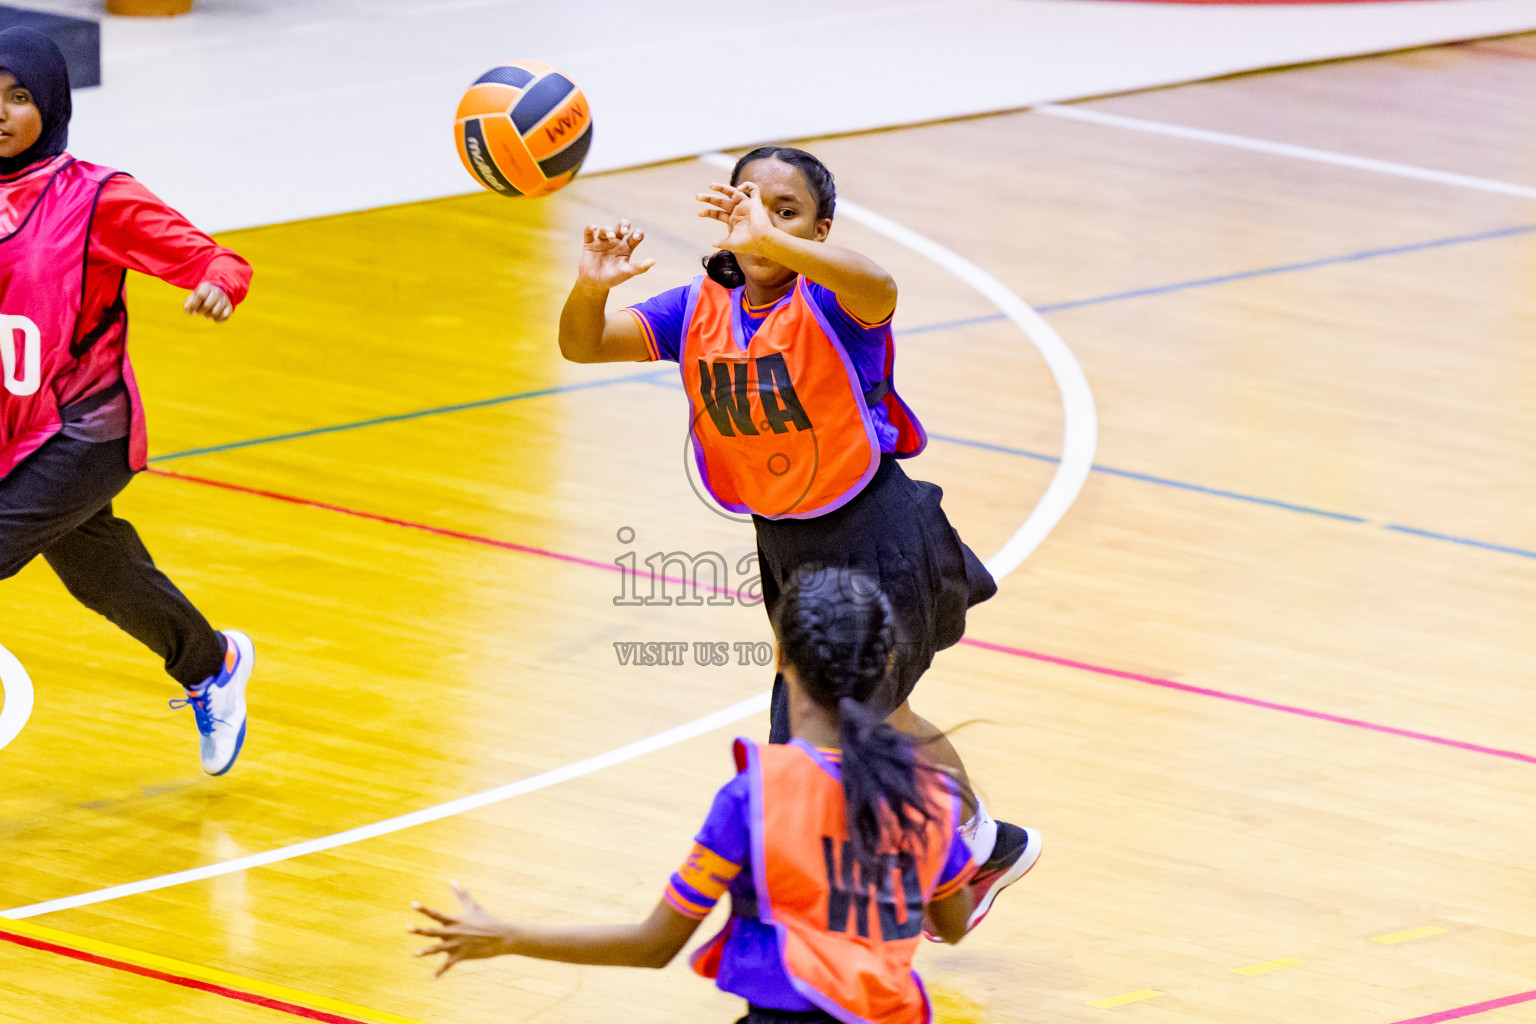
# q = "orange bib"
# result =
<box><xmin>680</xmin><ymin>276</ymin><xmax>922</xmax><ymax>520</ymax></box>
<box><xmin>692</xmin><ymin>739</ymin><xmax>957</xmax><ymax>1024</ymax></box>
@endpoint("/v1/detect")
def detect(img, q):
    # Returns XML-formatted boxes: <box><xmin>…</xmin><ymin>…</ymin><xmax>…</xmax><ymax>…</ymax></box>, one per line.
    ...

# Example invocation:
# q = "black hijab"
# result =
<box><xmin>0</xmin><ymin>27</ymin><xmax>71</xmax><ymax>177</ymax></box>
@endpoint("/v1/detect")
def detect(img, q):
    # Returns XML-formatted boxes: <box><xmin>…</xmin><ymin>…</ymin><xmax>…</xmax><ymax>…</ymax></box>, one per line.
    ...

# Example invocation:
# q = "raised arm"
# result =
<box><xmin>411</xmin><ymin>884</ymin><xmax>702</xmax><ymax>975</ymax></box>
<box><xmin>699</xmin><ymin>181</ymin><xmax>896</xmax><ymax>324</ymax></box>
<box><xmin>558</xmin><ymin>221</ymin><xmax>656</xmax><ymax>363</ymax></box>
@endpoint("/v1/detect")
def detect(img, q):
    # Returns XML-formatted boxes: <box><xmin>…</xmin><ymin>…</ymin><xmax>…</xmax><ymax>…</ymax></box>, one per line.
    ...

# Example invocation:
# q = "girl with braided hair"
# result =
<box><xmin>412</xmin><ymin>569</ymin><xmax>981</xmax><ymax>1024</ymax></box>
<box><xmin>557</xmin><ymin>145</ymin><xmax>1039</xmax><ymax>921</ymax></box>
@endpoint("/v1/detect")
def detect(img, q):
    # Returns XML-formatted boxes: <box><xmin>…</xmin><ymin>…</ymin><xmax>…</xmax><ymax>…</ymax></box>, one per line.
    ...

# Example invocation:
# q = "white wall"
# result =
<box><xmin>16</xmin><ymin>0</ymin><xmax>1536</xmax><ymax>230</ymax></box>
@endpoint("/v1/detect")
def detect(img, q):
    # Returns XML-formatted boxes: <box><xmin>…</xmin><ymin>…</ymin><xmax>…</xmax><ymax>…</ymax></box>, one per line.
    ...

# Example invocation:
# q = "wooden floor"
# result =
<box><xmin>4</xmin><ymin>33</ymin><xmax>1536</xmax><ymax>1024</ymax></box>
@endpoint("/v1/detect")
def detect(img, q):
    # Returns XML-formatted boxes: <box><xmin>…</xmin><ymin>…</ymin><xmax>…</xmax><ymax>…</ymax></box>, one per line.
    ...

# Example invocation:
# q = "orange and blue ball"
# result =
<box><xmin>454</xmin><ymin>60</ymin><xmax>593</xmax><ymax>198</ymax></box>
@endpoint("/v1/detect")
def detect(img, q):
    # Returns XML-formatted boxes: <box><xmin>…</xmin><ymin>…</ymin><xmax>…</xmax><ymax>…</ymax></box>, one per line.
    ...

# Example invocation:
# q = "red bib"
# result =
<box><xmin>692</xmin><ymin>739</ymin><xmax>957</xmax><ymax>1024</ymax></box>
<box><xmin>0</xmin><ymin>158</ymin><xmax>142</xmax><ymax>479</ymax></box>
<box><xmin>680</xmin><ymin>276</ymin><xmax>923</xmax><ymax>520</ymax></box>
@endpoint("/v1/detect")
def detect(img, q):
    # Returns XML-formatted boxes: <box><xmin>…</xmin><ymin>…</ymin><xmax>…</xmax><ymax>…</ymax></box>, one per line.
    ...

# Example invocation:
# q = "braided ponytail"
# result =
<box><xmin>774</xmin><ymin>567</ymin><xmax>939</xmax><ymax>877</ymax></box>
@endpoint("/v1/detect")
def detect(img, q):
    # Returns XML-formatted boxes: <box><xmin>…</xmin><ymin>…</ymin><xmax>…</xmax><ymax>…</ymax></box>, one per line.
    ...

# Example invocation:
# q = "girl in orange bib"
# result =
<box><xmin>558</xmin><ymin>147</ymin><xmax>1038</xmax><ymax>926</ymax></box>
<box><xmin>413</xmin><ymin>569</ymin><xmax>978</xmax><ymax>1024</ymax></box>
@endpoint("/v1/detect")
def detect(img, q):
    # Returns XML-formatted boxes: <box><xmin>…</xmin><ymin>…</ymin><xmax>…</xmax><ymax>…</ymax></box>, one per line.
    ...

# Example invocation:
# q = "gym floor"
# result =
<box><xmin>2</xmin><ymin>33</ymin><xmax>1535</xmax><ymax>1024</ymax></box>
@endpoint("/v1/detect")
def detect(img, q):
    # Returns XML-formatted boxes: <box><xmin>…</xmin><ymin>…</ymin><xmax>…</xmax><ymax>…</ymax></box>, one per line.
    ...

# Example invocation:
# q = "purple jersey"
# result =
<box><xmin>664</xmin><ymin>740</ymin><xmax>974</xmax><ymax>1012</ymax></box>
<box><xmin>626</xmin><ymin>279</ymin><xmax>901</xmax><ymax>453</ymax></box>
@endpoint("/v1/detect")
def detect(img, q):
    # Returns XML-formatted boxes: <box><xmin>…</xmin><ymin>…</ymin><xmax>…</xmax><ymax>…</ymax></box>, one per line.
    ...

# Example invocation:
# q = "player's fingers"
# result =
<box><xmin>617</xmin><ymin>219</ymin><xmax>631</xmax><ymax>236</ymax></box>
<box><xmin>434</xmin><ymin>956</ymin><xmax>458</xmax><ymax>979</ymax></box>
<box><xmin>412</xmin><ymin>903</ymin><xmax>455</xmax><ymax>924</ymax></box>
<box><xmin>634</xmin><ymin>259</ymin><xmax>656</xmax><ymax>274</ymax></box>
<box><xmin>452</xmin><ymin>882</ymin><xmax>483</xmax><ymax>912</ymax></box>
<box><xmin>583</xmin><ymin>224</ymin><xmax>597</xmax><ymax>243</ymax></box>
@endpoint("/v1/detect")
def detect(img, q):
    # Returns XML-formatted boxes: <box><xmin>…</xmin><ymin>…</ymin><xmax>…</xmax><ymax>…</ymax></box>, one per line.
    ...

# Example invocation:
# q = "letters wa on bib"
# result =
<box><xmin>679</xmin><ymin>275</ymin><xmax>924</xmax><ymax>520</ymax></box>
<box><xmin>627</xmin><ymin>274</ymin><xmax>997</xmax><ymax>725</ymax></box>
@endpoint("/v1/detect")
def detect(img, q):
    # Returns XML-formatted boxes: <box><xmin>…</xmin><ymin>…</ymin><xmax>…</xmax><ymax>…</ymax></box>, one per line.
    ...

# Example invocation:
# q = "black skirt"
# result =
<box><xmin>734</xmin><ymin>1005</ymin><xmax>839</xmax><ymax>1024</ymax></box>
<box><xmin>754</xmin><ymin>455</ymin><xmax>997</xmax><ymax>738</ymax></box>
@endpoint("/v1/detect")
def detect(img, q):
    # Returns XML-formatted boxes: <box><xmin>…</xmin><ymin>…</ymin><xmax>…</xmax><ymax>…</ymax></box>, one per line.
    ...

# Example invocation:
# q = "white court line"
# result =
<box><xmin>1035</xmin><ymin>103</ymin><xmax>1536</xmax><ymax>201</ymax></box>
<box><xmin>703</xmin><ymin>152</ymin><xmax>1097</xmax><ymax>577</ymax></box>
<box><xmin>0</xmin><ymin>642</ymin><xmax>35</xmax><ymax>755</ymax></box>
<box><xmin>1</xmin><ymin>693</ymin><xmax>772</xmax><ymax>920</ymax></box>
<box><xmin>1</xmin><ymin>168</ymin><xmax>1098</xmax><ymax>919</ymax></box>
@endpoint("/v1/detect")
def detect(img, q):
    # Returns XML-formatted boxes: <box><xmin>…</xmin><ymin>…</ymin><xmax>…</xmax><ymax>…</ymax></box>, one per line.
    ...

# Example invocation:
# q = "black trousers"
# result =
<box><xmin>755</xmin><ymin>455</ymin><xmax>998</xmax><ymax>743</ymax></box>
<box><xmin>0</xmin><ymin>434</ymin><xmax>224</xmax><ymax>689</ymax></box>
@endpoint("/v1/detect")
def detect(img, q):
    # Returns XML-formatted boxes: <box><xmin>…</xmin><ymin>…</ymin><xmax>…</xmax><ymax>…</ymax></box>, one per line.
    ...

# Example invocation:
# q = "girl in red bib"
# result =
<box><xmin>413</xmin><ymin>569</ymin><xmax>979</xmax><ymax>1024</ymax></box>
<box><xmin>557</xmin><ymin>147</ymin><xmax>1037</xmax><ymax>924</ymax></box>
<box><xmin>0</xmin><ymin>29</ymin><xmax>254</xmax><ymax>775</ymax></box>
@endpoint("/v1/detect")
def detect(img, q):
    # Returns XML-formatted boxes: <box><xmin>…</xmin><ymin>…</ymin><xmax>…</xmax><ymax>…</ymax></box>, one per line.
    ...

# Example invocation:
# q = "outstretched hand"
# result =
<box><xmin>577</xmin><ymin>220</ymin><xmax>656</xmax><ymax>289</ymax></box>
<box><xmin>410</xmin><ymin>883</ymin><xmax>514</xmax><ymax>978</ymax></box>
<box><xmin>184</xmin><ymin>282</ymin><xmax>233</xmax><ymax>322</ymax></box>
<box><xmin>696</xmin><ymin>181</ymin><xmax>774</xmax><ymax>255</ymax></box>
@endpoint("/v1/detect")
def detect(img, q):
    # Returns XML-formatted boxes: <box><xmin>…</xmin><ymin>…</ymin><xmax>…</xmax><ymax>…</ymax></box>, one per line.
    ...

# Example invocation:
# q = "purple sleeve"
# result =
<box><xmin>803</xmin><ymin>280</ymin><xmax>899</xmax><ymax>453</ymax></box>
<box><xmin>663</xmin><ymin>771</ymin><xmax>750</xmax><ymax>919</ymax></box>
<box><xmin>802</xmin><ymin>280</ymin><xmax>892</xmax><ymax>389</ymax></box>
<box><xmin>623</xmin><ymin>284</ymin><xmax>689</xmax><ymax>363</ymax></box>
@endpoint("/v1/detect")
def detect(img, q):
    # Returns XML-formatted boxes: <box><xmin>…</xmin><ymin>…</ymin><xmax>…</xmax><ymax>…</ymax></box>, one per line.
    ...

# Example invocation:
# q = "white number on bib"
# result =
<box><xmin>0</xmin><ymin>314</ymin><xmax>42</xmax><ymax>397</ymax></box>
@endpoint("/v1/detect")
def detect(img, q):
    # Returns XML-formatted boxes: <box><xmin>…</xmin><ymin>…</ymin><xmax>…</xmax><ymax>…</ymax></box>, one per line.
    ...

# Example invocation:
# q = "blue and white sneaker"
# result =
<box><xmin>170</xmin><ymin>629</ymin><xmax>253</xmax><ymax>776</ymax></box>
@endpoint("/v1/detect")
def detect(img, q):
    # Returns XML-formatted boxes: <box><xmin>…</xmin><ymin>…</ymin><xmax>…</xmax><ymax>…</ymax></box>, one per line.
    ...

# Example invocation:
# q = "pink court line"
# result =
<box><xmin>960</xmin><ymin>637</ymin><xmax>1536</xmax><ymax>765</ymax></box>
<box><xmin>1391</xmin><ymin>989</ymin><xmax>1536</xmax><ymax>1024</ymax></box>
<box><xmin>148</xmin><ymin>467</ymin><xmax>1536</xmax><ymax>767</ymax></box>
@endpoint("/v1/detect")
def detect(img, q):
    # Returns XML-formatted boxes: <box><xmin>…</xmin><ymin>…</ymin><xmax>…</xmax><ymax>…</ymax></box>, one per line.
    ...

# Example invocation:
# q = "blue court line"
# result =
<box><xmin>895</xmin><ymin>221</ymin><xmax>1536</xmax><ymax>336</ymax></box>
<box><xmin>148</xmin><ymin>368</ymin><xmax>672</xmax><ymax>463</ymax></box>
<box><xmin>151</xmin><ymin>219</ymin><xmax>1535</xmax><ymax>464</ymax></box>
<box><xmin>897</xmin><ymin>312</ymin><xmax>1006</xmax><ymax>337</ymax></box>
<box><xmin>926</xmin><ymin>432</ymin><xmax>1369</xmax><ymax>523</ymax></box>
<box><xmin>934</xmin><ymin>433</ymin><xmax>1535</xmax><ymax>558</ymax></box>
<box><xmin>141</xmin><ymin>220</ymin><xmax>1535</xmax><ymax>560</ymax></box>
<box><xmin>1382</xmin><ymin>524</ymin><xmax>1536</xmax><ymax>560</ymax></box>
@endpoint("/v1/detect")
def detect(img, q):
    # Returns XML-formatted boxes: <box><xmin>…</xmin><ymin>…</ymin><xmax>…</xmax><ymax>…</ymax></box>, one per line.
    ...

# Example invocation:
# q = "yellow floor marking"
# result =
<box><xmin>929</xmin><ymin>982</ymin><xmax>1002</xmax><ymax>1024</ymax></box>
<box><xmin>0</xmin><ymin>917</ymin><xmax>426</xmax><ymax>1024</ymax></box>
<box><xmin>1372</xmin><ymin>926</ymin><xmax>1448</xmax><ymax>945</ymax></box>
<box><xmin>1088</xmin><ymin>989</ymin><xmax>1163</xmax><ymax>1009</ymax></box>
<box><xmin>1233</xmin><ymin>957</ymin><xmax>1305</xmax><ymax>975</ymax></box>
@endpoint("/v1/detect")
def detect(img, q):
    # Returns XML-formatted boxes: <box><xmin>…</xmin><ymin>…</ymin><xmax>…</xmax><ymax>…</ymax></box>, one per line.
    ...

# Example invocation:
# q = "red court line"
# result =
<box><xmin>0</xmin><ymin>929</ymin><xmax>367</xmax><ymax>1024</ymax></box>
<box><xmin>1391</xmin><ymin>989</ymin><xmax>1536</xmax><ymax>1024</ymax></box>
<box><xmin>148</xmin><ymin>467</ymin><xmax>1536</xmax><ymax>767</ymax></box>
<box><xmin>147</xmin><ymin>467</ymin><xmax>618</xmax><ymax>574</ymax></box>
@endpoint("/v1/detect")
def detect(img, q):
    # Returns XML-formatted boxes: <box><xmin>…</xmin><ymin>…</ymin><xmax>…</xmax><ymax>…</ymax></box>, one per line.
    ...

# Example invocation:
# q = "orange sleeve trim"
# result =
<box><xmin>664</xmin><ymin>884</ymin><xmax>712</xmax><ymax>919</ymax></box>
<box><xmin>678</xmin><ymin>842</ymin><xmax>741</xmax><ymax>900</ymax></box>
<box><xmin>835</xmin><ymin>293</ymin><xmax>893</xmax><ymax>329</ymax></box>
<box><xmin>623</xmin><ymin>307</ymin><xmax>660</xmax><ymax>362</ymax></box>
